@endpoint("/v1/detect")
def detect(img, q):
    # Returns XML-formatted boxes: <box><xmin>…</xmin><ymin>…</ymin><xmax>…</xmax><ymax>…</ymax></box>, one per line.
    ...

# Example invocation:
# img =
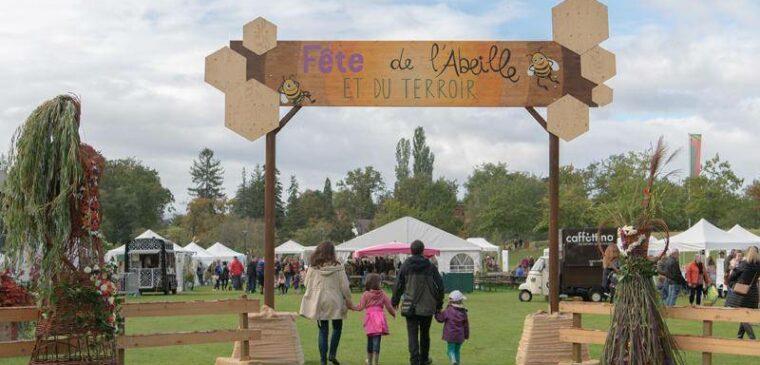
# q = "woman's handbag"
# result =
<box><xmin>733</xmin><ymin>271</ymin><xmax>759</xmax><ymax>295</ymax></box>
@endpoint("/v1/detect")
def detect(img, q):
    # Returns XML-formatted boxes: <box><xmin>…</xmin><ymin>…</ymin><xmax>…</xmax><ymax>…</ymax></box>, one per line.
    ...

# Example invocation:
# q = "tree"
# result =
<box><xmin>323</xmin><ymin>178</ymin><xmax>335</xmax><ymax>219</ymax></box>
<box><xmin>464</xmin><ymin>163</ymin><xmax>545</xmax><ymax>241</ymax></box>
<box><xmin>412</xmin><ymin>127</ymin><xmax>434</xmax><ymax>179</ymax></box>
<box><xmin>100</xmin><ymin>158</ymin><xmax>174</xmax><ymax>244</ymax></box>
<box><xmin>684</xmin><ymin>155</ymin><xmax>744</xmax><ymax>228</ymax></box>
<box><xmin>537</xmin><ymin>166</ymin><xmax>595</xmax><ymax>232</ymax></box>
<box><xmin>188</xmin><ymin>148</ymin><xmax>225</xmax><ymax>201</ymax></box>
<box><xmin>335</xmin><ymin>167</ymin><xmax>386</xmax><ymax>220</ymax></box>
<box><xmin>395</xmin><ymin>138</ymin><xmax>411</xmax><ymax>189</ymax></box>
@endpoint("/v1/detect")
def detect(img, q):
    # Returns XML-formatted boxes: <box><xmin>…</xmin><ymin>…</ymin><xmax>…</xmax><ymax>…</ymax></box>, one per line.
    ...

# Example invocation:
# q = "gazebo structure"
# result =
<box><xmin>275</xmin><ymin>240</ymin><xmax>305</xmax><ymax>259</ymax></box>
<box><xmin>124</xmin><ymin>230</ymin><xmax>178</xmax><ymax>294</ymax></box>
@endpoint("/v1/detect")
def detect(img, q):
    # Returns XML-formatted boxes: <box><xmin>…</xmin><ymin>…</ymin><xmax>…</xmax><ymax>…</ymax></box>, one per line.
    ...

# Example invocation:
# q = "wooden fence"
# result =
<box><xmin>0</xmin><ymin>296</ymin><xmax>260</xmax><ymax>364</ymax></box>
<box><xmin>559</xmin><ymin>302</ymin><xmax>760</xmax><ymax>365</ymax></box>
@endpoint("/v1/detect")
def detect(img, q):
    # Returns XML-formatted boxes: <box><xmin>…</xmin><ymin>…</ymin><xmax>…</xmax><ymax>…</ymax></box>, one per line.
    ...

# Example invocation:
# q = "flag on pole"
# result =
<box><xmin>689</xmin><ymin>134</ymin><xmax>702</xmax><ymax>177</ymax></box>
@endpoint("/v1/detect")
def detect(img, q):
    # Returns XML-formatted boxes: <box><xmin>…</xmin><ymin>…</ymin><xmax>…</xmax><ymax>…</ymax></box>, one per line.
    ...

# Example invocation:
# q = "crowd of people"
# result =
<box><xmin>603</xmin><ymin>245</ymin><xmax>760</xmax><ymax>340</ymax></box>
<box><xmin>299</xmin><ymin>240</ymin><xmax>468</xmax><ymax>365</ymax></box>
<box><xmin>196</xmin><ymin>255</ymin><xmax>306</xmax><ymax>295</ymax></box>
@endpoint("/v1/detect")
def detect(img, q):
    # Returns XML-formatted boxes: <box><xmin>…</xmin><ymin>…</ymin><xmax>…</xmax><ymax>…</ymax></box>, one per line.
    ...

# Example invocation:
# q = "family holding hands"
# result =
<box><xmin>299</xmin><ymin>240</ymin><xmax>470</xmax><ymax>365</ymax></box>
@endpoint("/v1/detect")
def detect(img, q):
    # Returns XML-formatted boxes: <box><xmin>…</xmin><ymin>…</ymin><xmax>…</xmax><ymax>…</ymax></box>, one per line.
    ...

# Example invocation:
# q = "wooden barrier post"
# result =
<box><xmin>703</xmin><ymin>319</ymin><xmax>712</xmax><ymax>365</ymax></box>
<box><xmin>572</xmin><ymin>312</ymin><xmax>582</xmax><ymax>362</ymax></box>
<box><xmin>238</xmin><ymin>295</ymin><xmax>250</xmax><ymax>361</ymax></box>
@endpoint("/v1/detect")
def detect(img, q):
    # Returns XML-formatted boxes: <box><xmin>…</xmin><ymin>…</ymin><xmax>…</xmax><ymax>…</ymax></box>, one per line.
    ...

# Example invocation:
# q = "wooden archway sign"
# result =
<box><xmin>205</xmin><ymin>0</ymin><xmax>615</xmax><ymax>313</ymax></box>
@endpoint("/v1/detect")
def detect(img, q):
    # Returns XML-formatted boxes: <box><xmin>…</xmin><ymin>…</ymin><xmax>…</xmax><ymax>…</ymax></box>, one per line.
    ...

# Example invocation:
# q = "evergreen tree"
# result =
<box><xmin>412</xmin><ymin>127</ymin><xmax>434</xmax><ymax>179</ymax></box>
<box><xmin>323</xmin><ymin>178</ymin><xmax>335</xmax><ymax>219</ymax></box>
<box><xmin>188</xmin><ymin>147</ymin><xmax>225</xmax><ymax>200</ymax></box>
<box><xmin>395</xmin><ymin>138</ymin><xmax>411</xmax><ymax>189</ymax></box>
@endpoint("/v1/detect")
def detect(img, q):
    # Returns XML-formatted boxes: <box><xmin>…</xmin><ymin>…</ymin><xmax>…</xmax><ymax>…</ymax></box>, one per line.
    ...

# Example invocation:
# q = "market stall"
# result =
<box><xmin>275</xmin><ymin>240</ymin><xmax>305</xmax><ymax>259</ymax></box>
<box><xmin>207</xmin><ymin>242</ymin><xmax>247</xmax><ymax>263</ymax></box>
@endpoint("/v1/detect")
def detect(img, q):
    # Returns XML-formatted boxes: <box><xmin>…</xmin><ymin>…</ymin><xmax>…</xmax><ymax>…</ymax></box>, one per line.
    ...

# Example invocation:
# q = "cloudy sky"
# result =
<box><xmin>2</xmin><ymin>0</ymin><xmax>759</xmax><ymax>212</ymax></box>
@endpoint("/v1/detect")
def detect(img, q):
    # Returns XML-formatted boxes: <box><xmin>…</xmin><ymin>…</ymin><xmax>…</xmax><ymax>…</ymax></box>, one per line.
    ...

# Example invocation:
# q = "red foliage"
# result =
<box><xmin>0</xmin><ymin>270</ymin><xmax>34</xmax><ymax>307</ymax></box>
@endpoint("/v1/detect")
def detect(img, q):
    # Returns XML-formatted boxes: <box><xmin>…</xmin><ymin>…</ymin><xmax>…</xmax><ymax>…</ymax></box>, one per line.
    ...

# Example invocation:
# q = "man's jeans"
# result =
<box><xmin>405</xmin><ymin>315</ymin><xmax>432</xmax><ymax>365</ymax></box>
<box><xmin>665</xmin><ymin>284</ymin><xmax>681</xmax><ymax>306</ymax></box>
<box><xmin>317</xmin><ymin>320</ymin><xmax>343</xmax><ymax>362</ymax></box>
<box><xmin>246</xmin><ymin>274</ymin><xmax>256</xmax><ymax>293</ymax></box>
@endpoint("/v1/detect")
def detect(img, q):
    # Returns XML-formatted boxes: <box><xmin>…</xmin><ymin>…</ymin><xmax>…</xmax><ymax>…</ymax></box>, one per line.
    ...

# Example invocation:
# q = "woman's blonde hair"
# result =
<box><xmin>746</xmin><ymin>246</ymin><xmax>759</xmax><ymax>264</ymax></box>
<box><xmin>603</xmin><ymin>244</ymin><xmax>620</xmax><ymax>268</ymax></box>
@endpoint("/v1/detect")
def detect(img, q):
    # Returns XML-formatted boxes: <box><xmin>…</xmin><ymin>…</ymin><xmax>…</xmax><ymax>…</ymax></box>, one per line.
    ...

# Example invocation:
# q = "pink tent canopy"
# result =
<box><xmin>352</xmin><ymin>242</ymin><xmax>440</xmax><ymax>259</ymax></box>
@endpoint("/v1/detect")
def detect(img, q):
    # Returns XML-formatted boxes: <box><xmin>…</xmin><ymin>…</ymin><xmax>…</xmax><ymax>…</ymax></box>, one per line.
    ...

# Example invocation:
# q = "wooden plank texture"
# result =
<box><xmin>117</xmin><ymin>329</ymin><xmax>261</xmax><ymax>349</ymax></box>
<box><xmin>560</xmin><ymin>302</ymin><xmax>760</xmax><ymax>323</ymax></box>
<box><xmin>121</xmin><ymin>298</ymin><xmax>259</xmax><ymax>318</ymax></box>
<box><xmin>0</xmin><ymin>340</ymin><xmax>34</xmax><ymax>358</ymax></box>
<box><xmin>228</xmin><ymin>40</ymin><xmax>596</xmax><ymax>107</ymax></box>
<box><xmin>0</xmin><ymin>306</ymin><xmax>38</xmax><ymax>323</ymax></box>
<box><xmin>560</xmin><ymin>328</ymin><xmax>760</xmax><ymax>357</ymax></box>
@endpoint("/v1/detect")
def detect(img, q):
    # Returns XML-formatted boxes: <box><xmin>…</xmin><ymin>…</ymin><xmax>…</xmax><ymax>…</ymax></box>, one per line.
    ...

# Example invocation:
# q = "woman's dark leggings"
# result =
<box><xmin>367</xmin><ymin>335</ymin><xmax>382</xmax><ymax>353</ymax></box>
<box><xmin>689</xmin><ymin>284</ymin><xmax>704</xmax><ymax>305</ymax></box>
<box><xmin>318</xmin><ymin>320</ymin><xmax>343</xmax><ymax>361</ymax></box>
<box><xmin>738</xmin><ymin>322</ymin><xmax>756</xmax><ymax>339</ymax></box>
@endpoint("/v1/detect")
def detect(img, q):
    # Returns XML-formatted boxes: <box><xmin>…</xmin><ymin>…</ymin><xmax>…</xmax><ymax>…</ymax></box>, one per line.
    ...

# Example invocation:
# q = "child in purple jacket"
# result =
<box><xmin>435</xmin><ymin>290</ymin><xmax>469</xmax><ymax>365</ymax></box>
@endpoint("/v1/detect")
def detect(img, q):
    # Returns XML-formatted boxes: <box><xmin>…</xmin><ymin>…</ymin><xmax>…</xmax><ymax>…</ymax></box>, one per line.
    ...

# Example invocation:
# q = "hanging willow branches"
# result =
<box><xmin>1</xmin><ymin>95</ymin><xmax>83</xmax><ymax>300</ymax></box>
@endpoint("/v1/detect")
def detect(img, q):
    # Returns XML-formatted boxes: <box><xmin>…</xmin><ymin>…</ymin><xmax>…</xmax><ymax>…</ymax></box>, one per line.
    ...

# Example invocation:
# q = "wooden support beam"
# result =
<box><xmin>559</xmin><ymin>328</ymin><xmax>760</xmax><ymax>357</ymax></box>
<box><xmin>548</xmin><ymin>132</ymin><xmax>560</xmax><ymax>313</ymax></box>
<box><xmin>264</xmin><ymin>106</ymin><xmax>301</xmax><ymax>309</ymax></box>
<box><xmin>117</xmin><ymin>329</ymin><xmax>261</xmax><ymax>349</ymax></box>
<box><xmin>264</xmin><ymin>130</ymin><xmax>276</xmax><ymax>309</ymax></box>
<box><xmin>559</xmin><ymin>302</ymin><xmax>760</xmax><ymax>323</ymax></box>
<box><xmin>572</xmin><ymin>313</ymin><xmax>582</xmax><ymax>363</ymax></box>
<box><xmin>239</xmin><ymin>295</ymin><xmax>251</xmax><ymax>361</ymax></box>
<box><xmin>703</xmin><ymin>320</ymin><xmax>713</xmax><ymax>365</ymax></box>
<box><xmin>0</xmin><ymin>306</ymin><xmax>37</xmax><ymax>322</ymax></box>
<box><xmin>525</xmin><ymin>106</ymin><xmax>548</xmax><ymax>130</ymax></box>
<box><xmin>0</xmin><ymin>340</ymin><xmax>34</xmax><ymax>358</ymax></box>
<box><xmin>121</xmin><ymin>298</ymin><xmax>259</xmax><ymax>318</ymax></box>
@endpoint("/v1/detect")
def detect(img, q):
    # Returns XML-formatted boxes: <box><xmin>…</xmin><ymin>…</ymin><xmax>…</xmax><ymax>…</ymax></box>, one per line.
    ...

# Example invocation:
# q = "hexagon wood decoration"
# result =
<box><xmin>205</xmin><ymin>46</ymin><xmax>247</xmax><ymax>93</ymax></box>
<box><xmin>581</xmin><ymin>46</ymin><xmax>616</xmax><ymax>84</ymax></box>
<box><xmin>243</xmin><ymin>17</ymin><xmax>277</xmax><ymax>55</ymax></box>
<box><xmin>592</xmin><ymin>84</ymin><xmax>613</xmax><ymax>107</ymax></box>
<box><xmin>547</xmin><ymin>94</ymin><xmax>590</xmax><ymax>142</ymax></box>
<box><xmin>552</xmin><ymin>0</ymin><xmax>609</xmax><ymax>55</ymax></box>
<box><xmin>224</xmin><ymin>79</ymin><xmax>281</xmax><ymax>141</ymax></box>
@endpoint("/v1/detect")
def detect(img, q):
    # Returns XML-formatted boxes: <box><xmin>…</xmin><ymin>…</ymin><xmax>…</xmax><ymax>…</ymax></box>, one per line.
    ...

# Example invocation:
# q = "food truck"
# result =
<box><xmin>518</xmin><ymin>228</ymin><xmax>616</xmax><ymax>302</ymax></box>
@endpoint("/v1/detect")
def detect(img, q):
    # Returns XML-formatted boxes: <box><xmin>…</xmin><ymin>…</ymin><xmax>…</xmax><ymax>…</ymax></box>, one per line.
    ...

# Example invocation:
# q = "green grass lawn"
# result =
<box><xmin>1</xmin><ymin>286</ymin><xmax>757</xmax><ymax>365</ymax></box>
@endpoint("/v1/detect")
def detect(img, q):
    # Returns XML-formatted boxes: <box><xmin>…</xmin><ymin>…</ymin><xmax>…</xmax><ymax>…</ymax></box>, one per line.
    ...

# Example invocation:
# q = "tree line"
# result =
<box><xmin>7</xmin><ymin>128</ymin><xmax>757</xmax><ymax>256</ymax></box>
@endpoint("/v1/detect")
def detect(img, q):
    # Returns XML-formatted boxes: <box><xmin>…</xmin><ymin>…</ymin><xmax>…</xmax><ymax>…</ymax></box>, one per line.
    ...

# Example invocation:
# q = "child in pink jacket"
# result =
<box><xmin>352</xmin><ymin>273</ymin><xmax>396</xmax><ymax>365</ymax></box>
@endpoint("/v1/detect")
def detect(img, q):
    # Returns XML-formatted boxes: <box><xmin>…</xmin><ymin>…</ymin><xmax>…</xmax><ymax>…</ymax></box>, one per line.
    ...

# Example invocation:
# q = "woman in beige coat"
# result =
<box><xmin>299</xmin><ymin>241</ymin><xmax>353</xmax><ymax>365</ymax></box>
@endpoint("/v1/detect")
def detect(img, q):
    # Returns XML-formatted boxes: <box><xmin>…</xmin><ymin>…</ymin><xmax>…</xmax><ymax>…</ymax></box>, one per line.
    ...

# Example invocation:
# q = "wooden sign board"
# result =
<box><xmin>229</xmin><ymin>41</ymin><xmax>596</xmax><ymax>108</ymax></box>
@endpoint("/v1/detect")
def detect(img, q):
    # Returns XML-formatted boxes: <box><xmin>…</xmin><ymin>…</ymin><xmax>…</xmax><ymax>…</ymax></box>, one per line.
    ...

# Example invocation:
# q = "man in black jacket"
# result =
<box><xmin>392</xmin><ymin>240</ymin><xmax>444</xmax><ymax>365</ymax></box>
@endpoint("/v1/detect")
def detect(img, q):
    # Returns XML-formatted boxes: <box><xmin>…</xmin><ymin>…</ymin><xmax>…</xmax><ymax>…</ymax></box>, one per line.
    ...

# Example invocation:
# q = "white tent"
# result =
<box><xmin>105</xmin><ymin>244</ymin><xmax>125</xmax><ymax>263</ymax></box>
<box><xmin>466</xmin><ymin>238</ymin><xmax>500</xmax><ymax>252</ymax></box>
<box><xmin>184</xmin><ymin>242</ymin><xmax>215</xmax><ymax>266</ymax></box>
<box><xmin>726</xmin><ymin>225</ymin><xmax>760</xmax><ymax>249</ymax></box>
<box><xmin>207</xmin><ymin>242</ymin><xmax>246</xmax><ymax>263</ymax></box>
<box><xmin>336</xmin><ymin>216</ymin><xmax>483</xmax><ymax>273</ymax></box>
<box><xmin>648</xmin><ymin>219</ymin><xmax>754</xmax><ymax>253</ymax></box>
<box><xmin>275</xmin><ymin>240</ymin><xmax>305</xmax><ymax>256</ymax></box>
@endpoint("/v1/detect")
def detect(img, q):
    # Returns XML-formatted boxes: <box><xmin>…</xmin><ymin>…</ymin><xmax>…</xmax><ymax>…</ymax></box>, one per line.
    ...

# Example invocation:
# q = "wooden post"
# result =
<box><xmin>263</xmin><ymin>105</ymin><xmax>301</xmax><ymax>310</ymax></box>
<box><xmin>548</xmin><ymin>133</ymin><xmax>560</xmax><ymax>313</ymax></box>
<box><xmin>264</xmin><ymin>131</ymin><xmax>276</xmax><ymax>309</ymax></box>
<box><xmin>702</xmin><ymin>320</ymin><xmax>712</xmax><ymax>365</ymax></box>
<box><xmin>238</xmin><ymin>295</ymin><xmax>251</xmax><ymax>361</ymax></box>
<box><xmin>572</xmin><ymin>312</ymin><xmax>582</xmax><ymax>362</ymax></box>
<box><xmin>525</xmin><ymin>107</ymin><xmax>560</xmax><ymax>314</ymax></box>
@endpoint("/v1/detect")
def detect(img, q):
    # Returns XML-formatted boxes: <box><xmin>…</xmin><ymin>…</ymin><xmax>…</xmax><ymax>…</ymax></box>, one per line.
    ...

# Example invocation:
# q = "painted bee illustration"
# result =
<box><xmin>527</xmin><ymin>51</ymin><xmax>560</xmax><ymax>90</ymax></box>
<box><xmin>279</xmin><ymin>76</ymin><xmax>316</xmax><ymax>105</ymax></box>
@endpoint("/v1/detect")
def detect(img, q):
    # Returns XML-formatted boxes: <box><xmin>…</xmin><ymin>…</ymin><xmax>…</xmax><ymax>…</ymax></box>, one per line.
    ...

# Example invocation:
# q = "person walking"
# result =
<box><xmin>247</xmin><ymin>257</ymin><xmax>258</xmax><ymax>293</ymax></box>
<box><xmin>220</xmin><ymin>261</ymin><xmax>230</xmax><ymax>291</ymax></box>
<box><xmin>213</xmin><ymin>261</ymin><xmax>222</xmax><ymax>290</ymax></box>
<box><xmin>725</xmin><ymin>246</ymin><xmax>760</xmax><ymax>339</ymax></box>
<box><xmin>685</xmin><ymin>254</ymin><xmax>710</xmax><ymax>305</ymax></box>
<box><xmin>351</xmin><ymin>273</ymin><xmax>396</xmax><ymax>365</ymax></box>
<box><xmin>256</xmin><ymin>258</ymin><xmax>265</xmax><ymax>295</ymax></box>
<box><xmin>392</xmin><ymin>240</ymin><xmax>444</xmax><ymax>365</ymax></box>
<box><xmin>196</xmin><ymin>263</ymin><xmax>205</xmax><ymax>286</ymax></box>
<box><xmin>230</xmin><ymin>256</ymin><xmax>245</xmax><ymax>291</ymax></box>
<box><xmin>299</xmin><ymin>241</ymin><xmax>353</xmax><ymax>365</ymax></box>
<box><xmin>435</xmin><ymin>290</ymin><xmax>469</xmax><ymax>365</ymax></box>
<box><xmin>660</xmin><ymin>249</ymin><xmax>687</xmax><ymax>306</ymax></box>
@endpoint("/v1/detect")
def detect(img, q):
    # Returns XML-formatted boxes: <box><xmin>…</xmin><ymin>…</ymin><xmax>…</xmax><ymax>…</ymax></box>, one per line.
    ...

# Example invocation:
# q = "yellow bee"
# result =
<box><xmin>527</xmin><ymin>51</ymin><xmax>560</xmax><ymax>90</ymax></box>
<box><xmin>279</xmin><ymin>76</ymin><xmax>316</xmax><ymax>105</ymax></box>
